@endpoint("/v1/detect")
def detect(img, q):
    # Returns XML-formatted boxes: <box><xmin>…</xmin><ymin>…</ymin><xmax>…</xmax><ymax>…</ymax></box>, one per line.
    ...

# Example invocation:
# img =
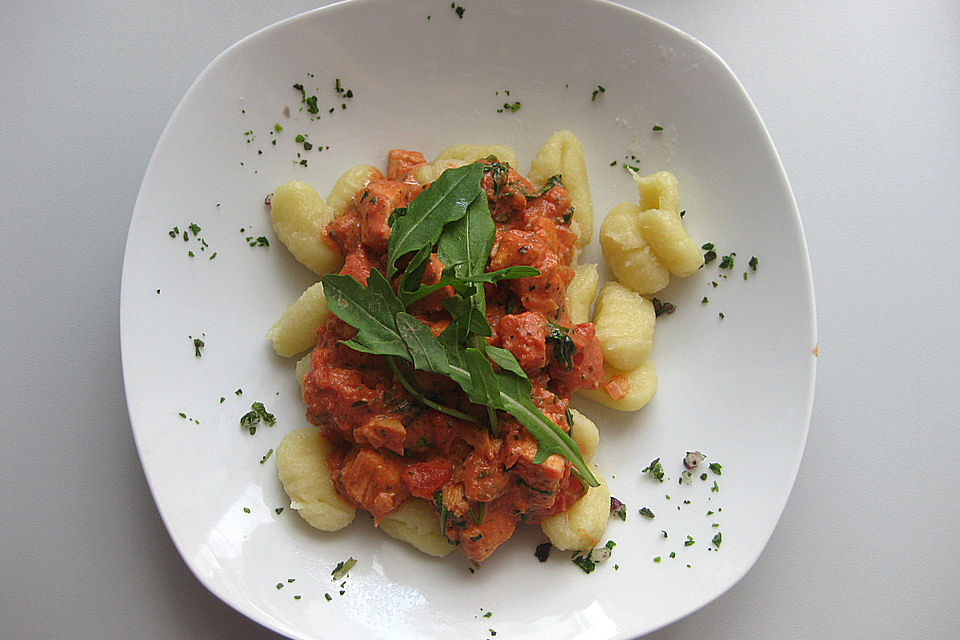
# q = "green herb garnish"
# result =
<box><xmin>638</xmin><ymin>507</ymin><xmax>655</xmax><ymax>519</ymax></box>
<box><xmin>709</xmin><ymin>462</ymin><xmax>722</xmax><ymax>475</ymax></box>
<box><xmin>712</xmin><ymin>532</ymin><xmax>722</xmax><ymax>548</ymax></box>
<box><xmin>749</xmin><ymin>256</ymin><xmax>758</xmax><ymax>271</ymax></box>
<box><xmin>642</xmin><ymin>457</ymin><xmax>665</xmax><ymax>482</ymax></box>
<box><xmin>652</xmin><ymin>125</ymin><xmax>663</xmax><ymax>131</ymax></box>
<box><xmin>546</xmin><ymin>321</ymin><xmax>575</xmax><ymax>372</ymax></box>
<box><xmin>330</xmin><ymin>557</ymin><xmax>356</xmax><ymax>580</ymax></box>
<box><xmin>193</xmin><ymin>337</ymin><xmax>204</xmax><ymax>356</ymax></box>
<box><xmin>591</xmin><ymin>85</ymin><xmax>605</xmax><ymax>101</ymax></box>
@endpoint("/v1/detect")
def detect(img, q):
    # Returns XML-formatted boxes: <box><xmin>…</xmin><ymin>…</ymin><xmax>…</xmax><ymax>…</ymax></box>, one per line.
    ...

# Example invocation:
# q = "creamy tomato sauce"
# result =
<box><xmin>301</xmin><ymin>151</ymin><xmax>603</xmax><ymax>562</ymax></box>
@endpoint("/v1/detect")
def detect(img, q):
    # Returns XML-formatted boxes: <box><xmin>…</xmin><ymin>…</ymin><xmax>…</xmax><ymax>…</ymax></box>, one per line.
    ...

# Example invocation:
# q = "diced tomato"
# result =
<box><xmin>402</xmin><ymin>458</ymin><xmax>453</xmax><ymax>500</ymax></box>
<box><xmin>386</xmin><ymin>149</ymin><xmax>426</xmax><ymax>180</ymax></box>
<box><xmin>604</xmin><ymin>374</ymin><xmax>630</xmax><ymax>400</ymax></box>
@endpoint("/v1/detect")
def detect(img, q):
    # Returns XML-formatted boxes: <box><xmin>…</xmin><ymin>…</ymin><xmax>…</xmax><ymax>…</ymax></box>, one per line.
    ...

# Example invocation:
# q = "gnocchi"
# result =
<box><xmin>639</xmin><ymin>207</ymin><xmax>704</xmax><ymax>277</ymax></box>
<box><xmin>295</xmin><ymin>353</ymin><xmax>312</xmax><ymax>385</ymax></box>
<box><xmin>326</xmin><ymin>164</ymin><xmax>381</xmax><ymax>219</ymax></box>
<box><xmin>379</xmin><ymin>498</ymin><xmax>457</xmax><ymax>557</ymax></box>
<box><xmin>592</xmin><ymin>282</ymin><xmax>655</xmax><ymax>371</ymax></box>
<box><xmin>269</xmin><ymin>180</ymin><xmax>342</xmax><ymax>276</ymax></box>
<box><xmin>276</xmin><ymin>428</ymin><xmax>356</xmax><ymax>531</ymax></box>
<box><xmin>599</xmin><ymin>202</ymin><xmax>670</xmax><ymax>294</ymax></box>
<box><xmin>568</xmin><ymin>408</ymin><xmax>599</xmax><ymax>462</ymax></box>
<box><xmin>564</xmin><ymin>263</ymin><xmax>600</xmax><ymax>325</ymax></box>
<box><xmin>540</xmin><ymin>465</ymin><xmax>610</xmax><ymax>551</ymax></box>
<box><xmin>632</xmin><ymin>169</ymin><xmax>680</xmax><ymax>215</ymax></box>
<box><xmin>266</xmin><ymin>282</ymin><xmax>328</xmax><ymax>357</ymax></box>
<box><xmin>413</xmin><ymin>144</ymin><xmax>518</xmax><ymax>185</ymax></box>
<box><xmin>579</xmin><ymin>360</ymin><xmax>658</xmax><ymax>412</ymax></box>
<box><xmin>528</xmin><ymin>130</ymin><xmax>593</xmax><ymax>246</ymax></box>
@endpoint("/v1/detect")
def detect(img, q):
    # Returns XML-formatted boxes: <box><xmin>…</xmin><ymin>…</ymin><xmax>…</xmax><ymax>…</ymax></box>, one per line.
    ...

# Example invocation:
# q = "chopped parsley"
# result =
<box><xmin>240</xmin><ymin>402</ymin><xmax>275</xmax><ymax>434</ymax></box>
<box><xmin>275</xmin><ymin>508</ymin><xmax>284</xmax><ymax>515</ymax></box>
<box><xmin>259</xmin><ymin>448</ymin><xmax>274</xmax><ymax>464</ymax></box>
<box><xmin>684</xmin><ymin>536</ymin><xmax>695</xmax><ymax>547</ymax></box>
<box><xmin>642</xmin><ymin>457</ymin><xmax>665</xmax><ymax>482</ymax></box>
<box><xmin>638</xmin><ymin>507</ymin><xmax>655</xmax><ymax>519</ymax></box>
<box><xmin>274</xmin><ymin>123</ymin><xmax>283</xmax><ymax>132</ymax></box>
<box><xmin>701</xmin><ymin>297</ymin><xmax>709</xmax><ymax>304</ymax></box>
<box><xmin>719</xmin><ymin>253</ymin><xmax>735</xmax><ymax>269</ymax></box>
<box><xmin>591</xmin><ymin>85</ymin><xmax>605</xmax><ymax>101</ymax></box>
<box><xmin>711</xmin><ymin>480</ymin><xmax>719</xmax><ymax>492</ymax></box>
<box><xmin>718</xmin><ymin>312</ymin><xmax>725</xmax><ymax>320</ymax></box>
<box><xmin>653</xmin><ymin>556</ymin><xmax>661</xmax><ymax>563</ymax></box>
<box><xmin>451</xmin><ymin>2</ymin><xmax>465</xmax><ymax>18</ymax></box>
<box><xmin>331</xmin><ymin>557</ymin><xmax>357</xmax><ymax>580</ymax></box>
<box><xmin>652</xmin><ymin>125</ymin><xmax>663</xmax><ymax>131</ymax></box>
<box><xmin>483</xmin><ymin>612</ymin><xmax>492</xmax><ymax>619</ymax></box>
<box><xmin>191</xmin><ymin>337</ymin><xmax>204</xmax><ymax>357</ymax></box>
<box><xmin>712</xmin><ymin>532</ymin><xmax>722</xmax><ymax>548</ymax></box>
<box><xmin>535</xmin><ymin>542</ymin><xmax>552</xmax><ymax>562</ymax></box>
<box><xmin>651</xmin><ymin>298</ymin><xmax>675</xmax><ymax>317</ymax></box>
<box><xmin>571</xmin><ymin>540</ymin><xmax>615</xmax><ymax>574</ymax></box>
<box><xmin>499</xmin><ymin>101</ymin><xmax>522</xmax><ymax>113</ymax></box>
<box><xmin>704</xmin><ymin>249</ymin><xmax>717</xmax><ymax>264</ymax></box>
<box><xmin>247</xmin><ymin>236</ymin><xmax>270</xmax><ymax>247</ymax></box>
<box><xmin>749</xmin><ymin>256</ymin><xmax>758</xmax><ymax>270</ymax></box>
<box><xmin>709</xmin><ymin>462</ymin><xmax>722</xmax><ymax>475</ymax></box>
<box><xmin>700</xmin><ymin>472</ymin><xmax>708</xmax><ymax>481</ymax></box>
<box><xmin>669</xmin><ymin>551</ymin><xmax>676</xmax><ymax>558</ymax></box>
<box><xmin>243</xmin><ymin>507</ymin><xmax>251</xmax><ymax>514</ymax></box>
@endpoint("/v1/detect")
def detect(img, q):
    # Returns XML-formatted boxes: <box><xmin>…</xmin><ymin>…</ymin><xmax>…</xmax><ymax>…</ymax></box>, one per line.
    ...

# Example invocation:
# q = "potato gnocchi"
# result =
<box><xmin>266</xmin><ymin>282</ymin><xmax>329</xmax><ymax>357</ymax></box>
<box><xmin>593</xmin><ymin>282</ymin><xmax>655</xmax><ymax>371</ymax></box>
<box><xmin>540</xmin><ymin>465</ymin><xmax>610</xmax><ymax>550</ymax></box>
<box><xmin>276</xmin><ymin>428</ymin><xmax>356</xmax><ymax>531</ymax></box>
<box><xmin>528</xmin><ymin>130</ymin><xmax>593</xmax><ymax>246</ymax></box>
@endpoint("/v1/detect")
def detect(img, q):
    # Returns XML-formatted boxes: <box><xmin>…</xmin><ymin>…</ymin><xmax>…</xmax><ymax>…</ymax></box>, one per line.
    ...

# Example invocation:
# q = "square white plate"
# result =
<box><xmin>121</xmin><ymin>1</ymin><xmax>816</xmax><ymax>638</ymax></box>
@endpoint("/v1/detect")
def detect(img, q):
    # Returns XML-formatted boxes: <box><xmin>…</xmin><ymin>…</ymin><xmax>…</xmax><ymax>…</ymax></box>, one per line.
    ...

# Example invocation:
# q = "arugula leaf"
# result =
<box><xmin>399</xmin><ymin>264</ymin><xmax>537</xmax><ymax>307</ymax></box>
<box><xmin>397</xmin><ymin>245</ymin><xmax>432</xmax><ymax>297</ymax></box>
<box><xmin>437</xmin><ymin>193</ymin><xmax>495</xmax><ymax>278</ymax></box>
<box><xmin>319</xmin><ymin>162</ymin><xmax>598</xmax><ymax>487</ymax></box>
<box><xmin>464</xmin><ymin>348</ymin><xmax>501</xmax><ymax>407</ymax></box>
<box><xmin>492</xmin><ymin>368</ymin><xmax>592</xmax><ymax>476</ymax></box>
<box><xmin>485</xmin><ymin>345</ymin><xmax>527</xmax><ymax>377</ymax></box>
<box><xmin>321</xmin><ymin>269</ymin><xmax>410</xmax><ymax>360</ymax></box>
<box><xmin>461</xmin><ymin>265</ymin><xmax>539</xmax><ymax>283</ymax></box>
<box><xmin>386</xmin><ymin>163</ymin><xmax>484</xmax><ymax>277</ymax></box>
<box><xmin>387</xmin><ymin>357</ymin><xmax>479</xmax><ymax>424</ymax></box>
<box><xmin>396</xmin><ymin>313</ymin><xmax>449</xmax><ymax>374</ymax></box>
<box><xmin>442</xmin><ymin>296</ymin><xmax>492</xmax><ymax>339</ymax></box>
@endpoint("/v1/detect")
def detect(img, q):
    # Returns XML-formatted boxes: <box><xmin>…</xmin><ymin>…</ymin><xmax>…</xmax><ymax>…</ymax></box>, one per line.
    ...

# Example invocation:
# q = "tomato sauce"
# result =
<box><xmin>301</xmin><ymin>151</ymin><xmax>603</xmax><ymax>562</ymax></box>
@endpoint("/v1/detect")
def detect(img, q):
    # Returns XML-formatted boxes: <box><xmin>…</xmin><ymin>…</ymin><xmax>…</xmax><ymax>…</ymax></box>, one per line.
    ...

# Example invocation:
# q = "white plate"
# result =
<box><xmin>121</xmin><ymin>1</ymin><xmax>816</xmax><ymax>638</ymax></box>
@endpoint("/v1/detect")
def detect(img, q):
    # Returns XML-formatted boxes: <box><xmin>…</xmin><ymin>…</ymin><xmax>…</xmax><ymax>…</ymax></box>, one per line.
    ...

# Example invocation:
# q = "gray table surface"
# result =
<box><xmin>2</xmin><ymin>2</ymin><xmax>958</xmax><ymax>638</ymax></box>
